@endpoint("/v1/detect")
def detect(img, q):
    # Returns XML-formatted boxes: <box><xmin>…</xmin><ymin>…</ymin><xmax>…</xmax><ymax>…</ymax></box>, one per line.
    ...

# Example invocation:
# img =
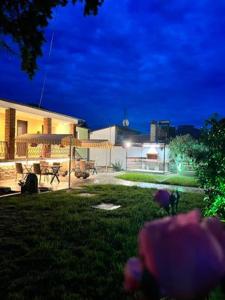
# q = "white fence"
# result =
<box><xmin>90</xmin><ymin>145</ymin><xmax>170</xmax><ymax>172</ymax></box>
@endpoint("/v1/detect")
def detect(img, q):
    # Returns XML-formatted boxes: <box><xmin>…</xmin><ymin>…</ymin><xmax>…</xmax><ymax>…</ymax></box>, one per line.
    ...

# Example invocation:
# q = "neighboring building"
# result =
<box><xmin>90</xmin><ymin>125</ymin><xmax>143</xmax><ymax>146</ymax></box>
<box><xmin>150</xmin><ymin>120</ymin><xmax>177</xmax><ymax>143</ymax></box>
<box><xmin>90</xmin><ymin>125</ymin><xmax>169</xmax><ymax>171</ymax></box>
<box><xmin>150</xmin><ymin>120</ymin><xmax>173</xmax><ymax>143</ymax></box>
<box><xmin>0</xmin><ymin>98</ymin><xmax>89</xmax><ymax>162</ymax></box>
<box><xmin>177</xmin><ymin>125</ymin><xmax>201</xmax><ymax>139</ymax></box>
<box><xmin>76</xmin><ymin>126</ymin><xmax>89</xmax><ymax>159</ymax></box>
<box><xmin>150</xmin><ymin>121</ymin><xmax>157</xmax><ymax>143</ymax></box>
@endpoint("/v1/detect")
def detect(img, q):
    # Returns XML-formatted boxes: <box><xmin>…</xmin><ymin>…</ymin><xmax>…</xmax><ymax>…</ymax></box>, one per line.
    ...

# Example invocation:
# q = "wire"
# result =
<box><xmin>38</xmin><ymin>31</ymin><xmax>55</xmax><ymax>108</ymax></box>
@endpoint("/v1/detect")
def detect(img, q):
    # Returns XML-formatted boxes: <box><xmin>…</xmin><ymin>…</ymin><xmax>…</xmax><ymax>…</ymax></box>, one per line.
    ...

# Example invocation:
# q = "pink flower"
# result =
<box><xmin>124</xmin><ymin>257</ymin><xmax>143</xmax><ymax>292</ymax></box>
<box><xmin>154</xmin><ymin>190</ymin><xmax>170</xmax><ymax>208</ymax></box>
<box><xmin>139</xmin><ymin>210</ymin><xmax>225</xmax><ymax>299</ymax></box>
<box><xmin>124</xmin><ymin>210</ymin><xmax>225</xmax><ymax>300</ymax></box>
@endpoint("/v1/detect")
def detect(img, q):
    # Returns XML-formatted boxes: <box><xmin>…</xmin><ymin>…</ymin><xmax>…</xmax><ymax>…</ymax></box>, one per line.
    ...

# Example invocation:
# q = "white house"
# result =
<box><xmin>89</xmin><ymin>125</ymin><xmax>170</xmax><ymax>172</ymax></box>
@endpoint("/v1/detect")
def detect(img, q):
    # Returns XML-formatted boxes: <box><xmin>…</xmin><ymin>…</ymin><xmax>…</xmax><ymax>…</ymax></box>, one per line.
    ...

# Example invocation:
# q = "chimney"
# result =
<box><xmin>150</xmin><ymin>121</ymin><xmax>157</xmax><ymax>143</ymax></box>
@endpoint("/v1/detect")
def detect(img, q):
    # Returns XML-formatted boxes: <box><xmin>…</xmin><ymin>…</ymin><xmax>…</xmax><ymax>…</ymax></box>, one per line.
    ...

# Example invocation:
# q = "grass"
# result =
<box><xmin>0</xmin><ymin>185</ymin><xmax>205</xmax><ymax>299</ymax></box>
<box><xmin>117</xmin><ymin>172</ymin><xmax>199</xmax><ymax>187</ymax></box>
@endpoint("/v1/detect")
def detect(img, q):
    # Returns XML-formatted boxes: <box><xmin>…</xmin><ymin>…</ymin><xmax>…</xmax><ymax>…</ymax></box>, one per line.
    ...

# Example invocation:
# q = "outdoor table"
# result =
<box><xmin>49</xmin><ymin>165</ymin><xmax>61</xmax><ymax>184</ymax></box>
<box><xmin>24</xmin><ymin>164</ymin><xmax>32</xmax><ymax>173</ymax></box>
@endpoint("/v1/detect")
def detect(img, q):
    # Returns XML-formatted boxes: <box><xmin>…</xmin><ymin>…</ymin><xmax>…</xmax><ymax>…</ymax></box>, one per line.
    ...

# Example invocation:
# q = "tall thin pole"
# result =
<box><xmin>68</xmin><ymin>137</ymin><xmax>72</xmax><ymax>189</ymax></box>
<box><xmin>26</xmin><ymin>142</ymin><xmax>28</xmax><ymax>165</ymax></box>
<box><xmin>105</xmin><ymin>148</ymin><xmax>108</xmax><ymax>172</ymax></box>
<box><xmin>163</xmin><ymin>143</ymin><xmax>166</xmax><ymax>173</ymax></box>
<box><xmin>126</xmin><ymin>149</ymin><xmax>128</xmax><ymax>171</ymax></box>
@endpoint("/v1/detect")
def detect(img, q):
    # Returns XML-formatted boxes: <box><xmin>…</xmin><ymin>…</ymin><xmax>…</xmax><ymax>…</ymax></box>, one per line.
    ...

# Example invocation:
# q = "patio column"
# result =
<box><xmin>70</xmin><ymin>123</ymin><xmax>77</xmax><ymax>137</ymax></box>
<box><xmin>70</xmin><ymin>123</ymin><xmax>77</xmax><ymax>159</ymax></box>
<box><xmin>43</xmin><ymin>118</ymin><xmax>52</xmax><ymax>158</ymax></box>
<box><xmin>5</xmin><ymin>108</ymin><xmax>16</xmax><ymax>160</ymax></box>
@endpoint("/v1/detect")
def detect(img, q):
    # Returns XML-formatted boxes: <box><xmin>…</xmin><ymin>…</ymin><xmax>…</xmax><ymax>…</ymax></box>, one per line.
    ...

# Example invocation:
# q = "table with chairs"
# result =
<box><xmin>15</xmin><ymin>159</ymin><xmax>97</xmax><ymax>184</ymax></box>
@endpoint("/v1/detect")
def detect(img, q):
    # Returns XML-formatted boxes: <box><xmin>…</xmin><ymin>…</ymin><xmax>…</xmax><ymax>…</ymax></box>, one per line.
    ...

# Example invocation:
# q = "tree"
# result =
<box><xmin>0</xmin><ymin>0</ymin><xmax>104</xmax><ymax>78</ymax></box>
<box><xmin>169</xmin><ymin>134</ymin><xmax>198</xmax><ymax>174</ymax></box>
<box><xmin>194</xmin><ymin>117</ymin><xmax>225</xmax><ymax>219</ymax></box>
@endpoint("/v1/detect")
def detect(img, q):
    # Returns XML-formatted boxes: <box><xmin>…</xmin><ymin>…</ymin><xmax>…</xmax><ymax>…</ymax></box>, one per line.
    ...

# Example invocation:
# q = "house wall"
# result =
<box><xmin>15</xmin><ymin>114</ymin><xmax>73</xmax><ymax>136</ymax></box>
<box><xmin>76</xmin><ymin>127</ymin><xmax>89</xmax><ymax>159</ymax></box>
<box><xmin>15</xmin><ymin>115</ymin><xmax>43</xmax><ymax>135</ymax></box>
<box><xmin>0</xmin><ymin>111</ymin><xmax>5</xmax><ymax>141</ymax></box>
<box><xmin>90</xmin><ymin>127</ymin><xmax>116</xmax><ymax>145</ymax></box>
<box><xmin>52</xmin><ymin>120</ymin><xmax>71</xmax><ymax>134</ymax></box>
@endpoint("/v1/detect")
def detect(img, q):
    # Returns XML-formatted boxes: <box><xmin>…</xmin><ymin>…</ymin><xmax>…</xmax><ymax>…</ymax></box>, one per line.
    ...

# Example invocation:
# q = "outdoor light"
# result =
<box><xmin>148</xmin><ymin>147</ymin><xmax>158</xmax><ymax>155</ymax></box>
<box><xmin>124</xmin><ymin>141</ymin><xmax>132</xmax><ymax>171</ymax></box>
<box><xmin>124</xmin><ymin>141</ymin><xmax>132</xmax><ymax>149</ymax></box>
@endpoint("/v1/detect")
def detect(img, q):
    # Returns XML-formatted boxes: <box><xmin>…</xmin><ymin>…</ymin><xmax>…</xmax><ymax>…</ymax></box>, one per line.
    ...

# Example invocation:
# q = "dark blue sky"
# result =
<box><xmin>0</xmin><ymin>0</ymin><xmax>225</xmax><ymax>132</ymax></box>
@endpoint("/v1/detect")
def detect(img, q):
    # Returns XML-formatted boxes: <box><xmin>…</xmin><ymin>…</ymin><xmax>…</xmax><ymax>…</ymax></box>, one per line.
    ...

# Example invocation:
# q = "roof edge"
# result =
<box><xmin>0</xmin><ymin>97</ymin><xmax>84</xmax><ymax>123</ymax></box>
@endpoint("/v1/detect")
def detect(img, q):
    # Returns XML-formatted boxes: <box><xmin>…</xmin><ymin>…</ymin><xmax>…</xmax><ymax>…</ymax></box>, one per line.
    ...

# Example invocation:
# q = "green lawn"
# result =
<box><xmin>0</xmin><ymin>185</ymin><xmax>205</xmax><ymax>299</ymax></box>
<box><xmin>117</xmin><ymin>172</ymin><xmax>199</xmax><ymax>187</ymax></box>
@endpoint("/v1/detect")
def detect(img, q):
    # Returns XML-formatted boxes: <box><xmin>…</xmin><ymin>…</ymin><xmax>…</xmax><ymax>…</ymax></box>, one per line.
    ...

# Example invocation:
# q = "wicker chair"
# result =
<box><xmin>87</xmin><ymin>160</ymin><xmax>97</xmax><ymax>174</ymax></box>
<box><xmin>79</xmin><ymin>160</ymin><xmax>87</xmax><ymax>172</ymax></box>
<box><xmin>15</xmin><ymin>163</ymin><xmax>28</xmax><ymax>181</ymax></box>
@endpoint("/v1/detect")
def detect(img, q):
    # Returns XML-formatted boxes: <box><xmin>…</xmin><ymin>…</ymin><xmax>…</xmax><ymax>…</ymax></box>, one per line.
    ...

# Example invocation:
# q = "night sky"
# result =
<box><xmin>0</xmin><ymin>0</ymin><xmax>225</xmax><ymax>132</ymax></box>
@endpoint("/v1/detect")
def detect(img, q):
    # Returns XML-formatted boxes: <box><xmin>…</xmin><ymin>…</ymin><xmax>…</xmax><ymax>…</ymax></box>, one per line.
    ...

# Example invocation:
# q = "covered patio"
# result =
<box><xmin>0</xmin><ymin>134</ymin><xmax>112</xmax><ymax>195</ymax></box>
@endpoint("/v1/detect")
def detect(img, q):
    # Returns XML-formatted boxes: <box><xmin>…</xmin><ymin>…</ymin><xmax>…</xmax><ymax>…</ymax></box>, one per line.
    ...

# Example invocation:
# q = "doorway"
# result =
<box><xmin>17</xmin><ymin>120</ymin><xmax>28</xmax><ymax>136</ymax></box>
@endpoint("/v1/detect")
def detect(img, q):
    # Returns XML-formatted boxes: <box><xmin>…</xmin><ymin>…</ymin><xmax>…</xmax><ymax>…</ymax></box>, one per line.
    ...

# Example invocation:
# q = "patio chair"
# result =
<box><xmin>50</xmin><ymin>164</ymin><xmax>61</xmax><ymax>184</ymax></box>
<box><xmin>88</xmin><ymin>160</ymin><xmax>97</xmax><ymax>175</ymax></box>
<box><xmin>40</xmin><ymin>160</ymin><xmax>49</xmax><ymax>173</ymax></box>
<box><xmin>71</xmin><ymin>160</ymin><xmax>81</xmax><ymax>173</ymax></box>
<box><xmin>33</xmin><ymin>163</ymin><xmax>52</xmax><ymax>183</ymax></box>
<box><xmin>15</xmin><ymin>162</ymin><xmax>29</xmax><ymax>181</ymax></box>
<box><xmin>79</xmin><ymin>160</ymin><xmax>87</xmax><ymax>172</ymax></box>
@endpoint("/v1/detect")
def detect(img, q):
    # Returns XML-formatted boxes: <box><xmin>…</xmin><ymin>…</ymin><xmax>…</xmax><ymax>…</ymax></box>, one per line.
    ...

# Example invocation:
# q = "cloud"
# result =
<box><xmin>0</xmin><ymin>0</ymin><xmax>225</xmax><ymax>132</ymax></box>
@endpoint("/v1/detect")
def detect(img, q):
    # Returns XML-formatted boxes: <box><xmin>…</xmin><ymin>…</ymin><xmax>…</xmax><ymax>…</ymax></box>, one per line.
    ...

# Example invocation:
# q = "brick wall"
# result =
<box><xmin>70</xmin><ymin>123</ymin><xmax>77</xmax><ymax>137</ymax></box>
<box><xmin>43</xmin><ymin>118</ymin><xmax>52</xmax><ymax>134</ymax></box>
<box><xmin>0</xmin><ymin>165</ymin><xmax>15</xmax><ymax>180</ymax></box>
<box><xmin>43</xmin><ymin>118</ymin><xmax>52</xmax><ymax>158</ymax></box>
<box><xmin>5</xmin><ymin>108</ymin><xmax>16</xmax><ymax>160</ymax></box>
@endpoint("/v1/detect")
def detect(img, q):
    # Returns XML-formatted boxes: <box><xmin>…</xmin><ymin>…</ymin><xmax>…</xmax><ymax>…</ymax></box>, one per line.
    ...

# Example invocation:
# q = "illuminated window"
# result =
<box><xmin>147</xmin><ymin>147</ymin><xmax>158</xmax><ymax>160</ymax></box>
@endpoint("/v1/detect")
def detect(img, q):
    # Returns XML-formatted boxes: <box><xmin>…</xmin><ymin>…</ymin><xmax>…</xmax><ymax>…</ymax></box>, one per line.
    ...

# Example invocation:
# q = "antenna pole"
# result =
<box><xmin>38</xmin><ymin>32</ymin><xmax>55</xmax><ymax>108</ymax></box>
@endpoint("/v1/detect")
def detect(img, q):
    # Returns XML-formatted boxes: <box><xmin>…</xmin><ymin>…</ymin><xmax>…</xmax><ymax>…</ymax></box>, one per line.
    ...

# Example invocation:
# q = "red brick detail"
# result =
<box><xmin>147</xmin><ymin>153</ymin><xmax>158</xmax><ymax>160</ymax></box>
<box><xmin>70</xmin><ymin>123</ymin><xmax>77</xmax><ymax>137</ymax></box>
<box><xmin>43</xmin><ymin>118</ymin><xmax>52</xmax><ymax>157</ymax></box>
<box><xmin>5</xmin><ymin>108</ymin><xmax>16</xmax><ymax>160</ymax></box>
<box><xmin>43</xmin><ymin>118</ymin><xmax>52</xmax><ymax>134</ymax></box>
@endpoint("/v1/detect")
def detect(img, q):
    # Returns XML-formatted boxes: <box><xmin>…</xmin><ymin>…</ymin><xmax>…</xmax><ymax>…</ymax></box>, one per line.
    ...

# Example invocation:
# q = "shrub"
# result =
<box><xmin>169</xmin><ymin>135</ymin><xmax>198</xmax><ymax>174</ymax></box>
<box><xmin>111</xmin><ymin>161</ymin><xmax>123</xmax><ymax>171</ymax></box>
<box><xmin>194</xmin><ymin>116</ymin><xmax>225</xmax><ymax>220</ymax></box>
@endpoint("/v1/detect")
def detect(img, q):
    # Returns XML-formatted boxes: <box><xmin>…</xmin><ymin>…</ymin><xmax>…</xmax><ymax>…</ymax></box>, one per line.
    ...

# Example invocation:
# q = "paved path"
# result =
<box><xmin>0</xmin><ymin>172</ymin><xmax>203</xmax><ymax>194</ymax></box>
<box><xmin>81</xmin><ymin>172</ymin><xmax>203</xmax><ymax>194</ymax></box>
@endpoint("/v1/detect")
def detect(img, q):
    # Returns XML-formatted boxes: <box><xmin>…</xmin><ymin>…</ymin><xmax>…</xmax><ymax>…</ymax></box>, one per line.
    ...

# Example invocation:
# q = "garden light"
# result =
<box><xmin>124</xmin><ymin>141</ymin><xmax>132</xmax><ymax>149</ymax></box>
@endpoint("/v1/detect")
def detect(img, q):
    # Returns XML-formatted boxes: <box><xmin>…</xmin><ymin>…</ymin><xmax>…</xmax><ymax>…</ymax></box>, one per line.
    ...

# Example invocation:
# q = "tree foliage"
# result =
<box><xmin>194</xmin><ymin>117</ymin><xmax>225</xmax><ymax>219</ymax></box>
<box><xmin>0</xmin><ymin>0</ymin><xmax>104</xmax><ymax>78</ymax></box>
<box><xmin>169</xmin><ymin>134</ymin><xmax>199</xmax><ymax>174</ymax></box>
